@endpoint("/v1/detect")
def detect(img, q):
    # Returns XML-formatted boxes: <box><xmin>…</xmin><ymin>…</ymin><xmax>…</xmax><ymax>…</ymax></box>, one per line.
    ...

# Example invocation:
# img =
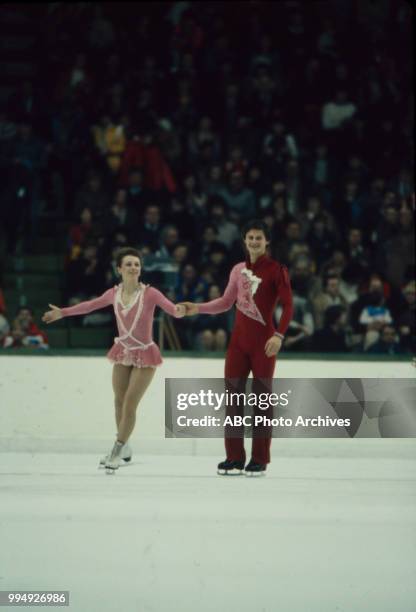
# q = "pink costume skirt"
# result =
<box><xmin>107</xmin><ymin>341</ymin><xmax>163</xmax><ymax>368</ymax></box>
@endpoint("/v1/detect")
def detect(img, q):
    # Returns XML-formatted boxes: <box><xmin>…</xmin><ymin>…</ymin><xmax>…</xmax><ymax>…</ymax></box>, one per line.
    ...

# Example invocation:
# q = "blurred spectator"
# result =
<box><xmin>66</xmin><ymin>243</ymin><xmax>105</xmax><ymax>301</ymax></box>
<box><xmin>262</xmin><ymin>120</ymin><xmax>298</xmax><ymax>181</ymax></box>
<box><xmin>124</xmin><ymin>168</ymin><xmax>148</xmax><ymax>212</ymax></box>
<box><xmin>312</xmin><ymin>275</ymin><xmax>349</xmax><ymax>330</ymax></box>
<box><xmin>353</xmin><ymin>276</ymin><xmax>394</xmax><ymax>350</ymax></box>
<box><xmin>91</xmin><ymin>113</ymin><xmax>126</xmax><ymax>174</ymax></box>
<box><xmin>180</xmin><ymin>173</ymin><xmax>207</xmax><ymax>214</ymax></box>
<box><xmin>343</xmin><ymin>227</ymin><xmax>371</xmax><ymax>285</ymax></box>
<box><xmin>289</xmin><ymin>256</ymin><xmax>321</xmax><ymax>301</ymax></box>
<box><xmin>8</xmin><ymin>121</ymin><xmax>48</xmax><ymax>248</ymax></box>
<box><xmin>225</xmin><ymin>144</ymin><xmax>249</xmax><ymax>177</ymax></box>
<box><xmin>104</xmin><ymin>188</ymin><xmax>139</xmax><ymax>243</ymax></box>
<box><xmin>0</xmin><ymin>312</ymin><xmax>10</xmax><ymax>345</ymax></box>
<box><xmin>311</xmin><ymin>305</ymin><xmax>348</xmax><ymax>353</ymax></box>
<box><xmin>191</xmin><ymin>284</ymin><xmax>228</xmax><ymax>351</ymax></box>
<box><xmin>384</xmin><ymin>205</ymin><xmax>415</xmax><ymax>288</ymax></box>
<box><xmin>322</xmin><ymin>90</ymin><xmax>357</xmax><ymax>131</ymax></box>
<box><xmin>276</xmin><ymin>220</ymin><xmax>303</xmax><ymax>264</ymax></box>
<box><xmin>217</xmin><ymin>171</ymin><xmax>256</xmax><ymax>222</ymax></box>
<box><xmin>209</xmin><ymin>198</ymin><xmax>239</xmax><ymax>249</ymax></box>
<box><xmin>366</xmin><ymin>325</ymin><xmax>404</xmax><ymax>355</ymax></box>
<box><xmin>172</xmin><ymin>243</ymin><xmax>191</xmax><ymax>266</ymax></box>
<box><xmin>3</xmin><ymin>308</ymin><xmax>48</xmax><ymax>350</ymax></box>
<box><xmin>74</xmin><ymin>172</ymin><xmax>110</xmax><ymax>220</ymax></box>
<box><xmin>68</xmin><ymin>207</ymin><xmax>102</xmax><ymax>261</ymax></box>
<box><xmin>306</xmin><ymin>215</ymin><xmax>336</xmax><ymax>267</ymax></box>
<box><xmin>175</xmin><ymin>262</ymin><xmax>208</xmax><ymax>303</ymax></box>
<box><xmin>157</xmin><ymin>225</ymin><xmax>180</xmax><ymax>258</ymax></box>
<box><xmin>276</xmin><ymin>295</ymin><xmax>314</xmax><ymax>351</ymax></box>
<box><xmin>396</xmin><ymin>280</ymin><xmax>416</xmax><ymax>353</ymax></box>
<box><xmin>137</xmin><ymin>204</ymin><xmax>162</xmax><ymax>252</ymax></box>
<box><xmin>88</xmin><ymin>5</ymin><xmax>116</xmax><ymax>55</ymax></box>
<box><xmin>205</xmin><ymin>164</ymin><xmax>226</xmax><ymax>197</ymax></box>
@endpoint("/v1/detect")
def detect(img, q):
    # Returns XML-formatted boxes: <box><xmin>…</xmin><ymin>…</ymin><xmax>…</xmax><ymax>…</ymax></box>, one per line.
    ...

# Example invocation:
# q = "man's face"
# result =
<box><xmin>164</xmin><ymin>228</ymin><xmax>178</xmax><ymax>246</ymax></box>
<box><xmin>183</xmin><ymin>265</ymin><xmax>196</xmax><ymax>282</ymax></box>
<box><xmin>145</xmin><ymin>206</ymin><xmax>160</xmax><ymax>225</ymax></box>
<box><xmin>244</xmin><ymin>229</ymin><xmax>268</xmax><ymax>257</ymax></box>
<box><xmin>173</xmin><ymin>245</ymin><xmax>188</xmax><ymax>263</ymax></box>
<box><xmin>369</xmin><ymin>278</ymin><xmax>383</xmax><ymax>296</ymax></box>
<box><xmin>211</xmin><ymin>205</ymin><xmax>224</xmax><ymax>220</ymax></box>
<box><xmin>326</xmin><ymin>278</ymin><xmax>339</xmax><ymax>297</ymax></box>
<box><xmin>349</xmin><ymin>229</ymin><xmax>361</xmax><ymax>246</ymax></box>
<box><xmin>286</xmin><ymin>222</ymin><xmax>300</xmax><ymax>240</ymax></box>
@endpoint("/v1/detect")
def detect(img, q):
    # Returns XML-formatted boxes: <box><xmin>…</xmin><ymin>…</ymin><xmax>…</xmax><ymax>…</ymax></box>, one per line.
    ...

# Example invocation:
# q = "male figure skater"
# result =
<box><xmin>183</xmin><ymin>220</ymin><xmax>293</xmax><ymax>476</ymax></box>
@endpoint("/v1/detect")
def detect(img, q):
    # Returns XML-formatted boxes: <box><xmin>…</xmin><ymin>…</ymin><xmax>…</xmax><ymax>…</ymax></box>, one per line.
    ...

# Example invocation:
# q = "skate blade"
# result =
<box><xmin>245</xmin><ymin>471</ymin><xmax>266</xmax><ymax>477</ymax></box>
<box><xmin>98</xmin><ymin>457</ymin><xmax>132</xmax><ymax>469</ymax></box>
<box><xmin>105</xmin><ymin>467</ymin><xmax>118</xmax><ymax>475</ymax></box>
<box><xmin>217</xmin><ymin>469</ymin><xmax>243</xmax><ymax>476</ymax></box>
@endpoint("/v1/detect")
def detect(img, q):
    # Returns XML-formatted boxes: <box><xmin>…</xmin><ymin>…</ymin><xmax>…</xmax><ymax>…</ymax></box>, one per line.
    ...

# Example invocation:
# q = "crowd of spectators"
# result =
<box><xmin>0</xmin><ymin>1</ymin><xmax>414</xmax><ymax>354</ymax></box>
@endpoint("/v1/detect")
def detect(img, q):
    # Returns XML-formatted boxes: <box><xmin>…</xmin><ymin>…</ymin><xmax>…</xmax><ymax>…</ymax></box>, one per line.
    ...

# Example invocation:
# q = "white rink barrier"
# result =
<box><xmin>0</xmin><ymin>356</ymin><xmax>415</xmax><ymax>456</ymax></box>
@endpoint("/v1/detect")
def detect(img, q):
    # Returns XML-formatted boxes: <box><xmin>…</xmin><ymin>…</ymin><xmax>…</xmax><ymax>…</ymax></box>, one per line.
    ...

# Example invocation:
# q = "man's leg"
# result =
<box><xmin>224</xmin><ymin>343</ymin><xmax>251</xmax><ymax>463</ymax></box>
<box><xmin>250</xmin><ymin>351</ymin><xmax>276</xmax><ymax>465</ymax></box>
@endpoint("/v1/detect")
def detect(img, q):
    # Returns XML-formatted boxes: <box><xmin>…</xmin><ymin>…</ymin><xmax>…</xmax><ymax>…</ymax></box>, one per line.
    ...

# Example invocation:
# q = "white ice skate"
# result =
<box><xmin>99</xmin><ymin>442</ymin><xmax>132</xmax><ymax>468</ymax></box>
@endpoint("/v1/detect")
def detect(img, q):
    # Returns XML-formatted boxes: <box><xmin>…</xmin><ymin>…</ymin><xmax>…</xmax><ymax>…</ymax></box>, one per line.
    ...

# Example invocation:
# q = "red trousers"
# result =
<box><xmin>224</xmin><ymin>331</ymin><xmax>276</xmax><ymax>465</ymax></box>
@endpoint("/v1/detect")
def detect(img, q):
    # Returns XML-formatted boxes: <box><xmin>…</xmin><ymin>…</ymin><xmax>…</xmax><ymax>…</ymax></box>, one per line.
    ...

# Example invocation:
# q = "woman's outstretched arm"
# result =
<box><xmin>42</xmin><ymin>288</ymin><xmax>114</xmax><ymax>324</ymax></box>
<box><xmin>148</xmin><ymin>287</ymin><xmax>186</xmax><ymax>318</ymax></box>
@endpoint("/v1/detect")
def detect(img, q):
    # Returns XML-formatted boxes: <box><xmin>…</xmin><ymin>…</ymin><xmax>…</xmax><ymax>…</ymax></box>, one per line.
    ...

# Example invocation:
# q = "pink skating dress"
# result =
<box><xmin>60</xmin><ymin>284</ymin><xmax>179</xmax><ymax>367</ymax></box>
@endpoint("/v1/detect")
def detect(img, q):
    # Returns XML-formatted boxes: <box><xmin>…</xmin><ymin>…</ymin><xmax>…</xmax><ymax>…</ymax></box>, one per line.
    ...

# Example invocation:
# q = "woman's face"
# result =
<box><xmin>117</xmin><ymin>256</ymin><xmax>141</xmax><ymax>282</ymax></box>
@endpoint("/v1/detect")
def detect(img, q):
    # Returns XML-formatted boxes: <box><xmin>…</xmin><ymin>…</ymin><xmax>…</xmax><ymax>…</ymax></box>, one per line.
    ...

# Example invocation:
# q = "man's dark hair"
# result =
<box><xmin>116</xmin><ymin>247</ymin><xmax>141</xmax><ymax>267</ymax></box>
<box><xmin>241</xmin><ymin>219</ymin><xmax>271</xmax><ymax>241</ymax></box>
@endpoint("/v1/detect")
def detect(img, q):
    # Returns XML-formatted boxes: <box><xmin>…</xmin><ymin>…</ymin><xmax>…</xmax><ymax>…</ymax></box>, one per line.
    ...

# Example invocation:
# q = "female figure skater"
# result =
<box><xmin>42</xmin><ymin>247</ymin><xmax>185</xmax><ymax>473</ymax></box>
<box><xmin>182</xmin><ymin>220</ymin><xmax>293</xmax><ymax>476</ymax></box>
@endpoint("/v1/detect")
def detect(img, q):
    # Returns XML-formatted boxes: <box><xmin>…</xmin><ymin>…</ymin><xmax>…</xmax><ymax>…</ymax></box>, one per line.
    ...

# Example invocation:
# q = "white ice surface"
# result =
<box><xmin>1</xmin><ymin>447</ymin><xmax>416</xmax><ymax>612</ymax></box>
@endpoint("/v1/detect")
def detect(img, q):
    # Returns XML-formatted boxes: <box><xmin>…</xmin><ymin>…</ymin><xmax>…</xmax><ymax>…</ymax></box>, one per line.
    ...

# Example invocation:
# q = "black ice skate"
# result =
<box><xmin>217</xmin><ymin>459</ymin><xmax>245</xmax><ymax>475</ymax></box>
<box><xmin>244</xmin><ymin>459</ymin><xmax>266</xmax><ymax>477</ymax></box>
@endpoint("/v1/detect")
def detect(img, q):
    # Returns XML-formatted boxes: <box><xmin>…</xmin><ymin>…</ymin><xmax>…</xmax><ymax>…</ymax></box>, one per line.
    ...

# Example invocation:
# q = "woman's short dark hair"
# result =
<box><xmin>241</xmin><ymin>219</ymin><xmax>271</xmax><ymax>241</ymax></box>
<box><xmin>115</xmin><ymin>247</ymin><xmax>141</xmax><ymax>268</ymax></box>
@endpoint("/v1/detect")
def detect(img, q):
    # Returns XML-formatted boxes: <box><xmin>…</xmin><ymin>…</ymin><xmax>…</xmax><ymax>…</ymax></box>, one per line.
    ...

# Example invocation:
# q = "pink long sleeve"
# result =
<box><xmin>198</xmin><ymin>266</ymin><xmax>238</xmax><ymax>314</ymax></box>
<box><xmin>148</xmin><ymin>287</ymin><xmax>180</xmax><ymax>317</ymax></box>
<box><xmin>60</xmin><ymin>288</ymin><xmax>114</xmax><ymax>317</ymax></box>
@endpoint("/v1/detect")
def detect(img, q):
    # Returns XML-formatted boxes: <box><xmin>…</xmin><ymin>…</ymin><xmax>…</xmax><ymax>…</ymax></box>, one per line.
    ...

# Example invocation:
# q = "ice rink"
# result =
<box><xmin>1</xmin><ymin>444</ymin><xmax>416</xmax><ymax>612</ymax></box>
<box><xmin>1</xmin><ymin>356</ymin><xmax>415</xmax><ymax>611</ymax></box>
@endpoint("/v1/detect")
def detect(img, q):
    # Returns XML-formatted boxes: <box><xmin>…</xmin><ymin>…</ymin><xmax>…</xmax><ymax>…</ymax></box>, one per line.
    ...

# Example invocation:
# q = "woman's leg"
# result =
<box><xmin>117</xmin><ymin>367</ymin><xmax>156</xmax><ymax>443</ymax></box>
<box><xmin>112</xmin><ymin>364</ymin><xmax>133</xmax><ymax>431</ymax></box>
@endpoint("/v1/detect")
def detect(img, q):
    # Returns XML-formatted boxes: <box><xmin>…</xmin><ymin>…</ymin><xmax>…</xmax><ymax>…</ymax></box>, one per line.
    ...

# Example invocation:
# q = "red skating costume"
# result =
<box><xmin>198</xmin><ymin>254</ymin><xmax>293</xmax><ymax>465</ymax></box>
